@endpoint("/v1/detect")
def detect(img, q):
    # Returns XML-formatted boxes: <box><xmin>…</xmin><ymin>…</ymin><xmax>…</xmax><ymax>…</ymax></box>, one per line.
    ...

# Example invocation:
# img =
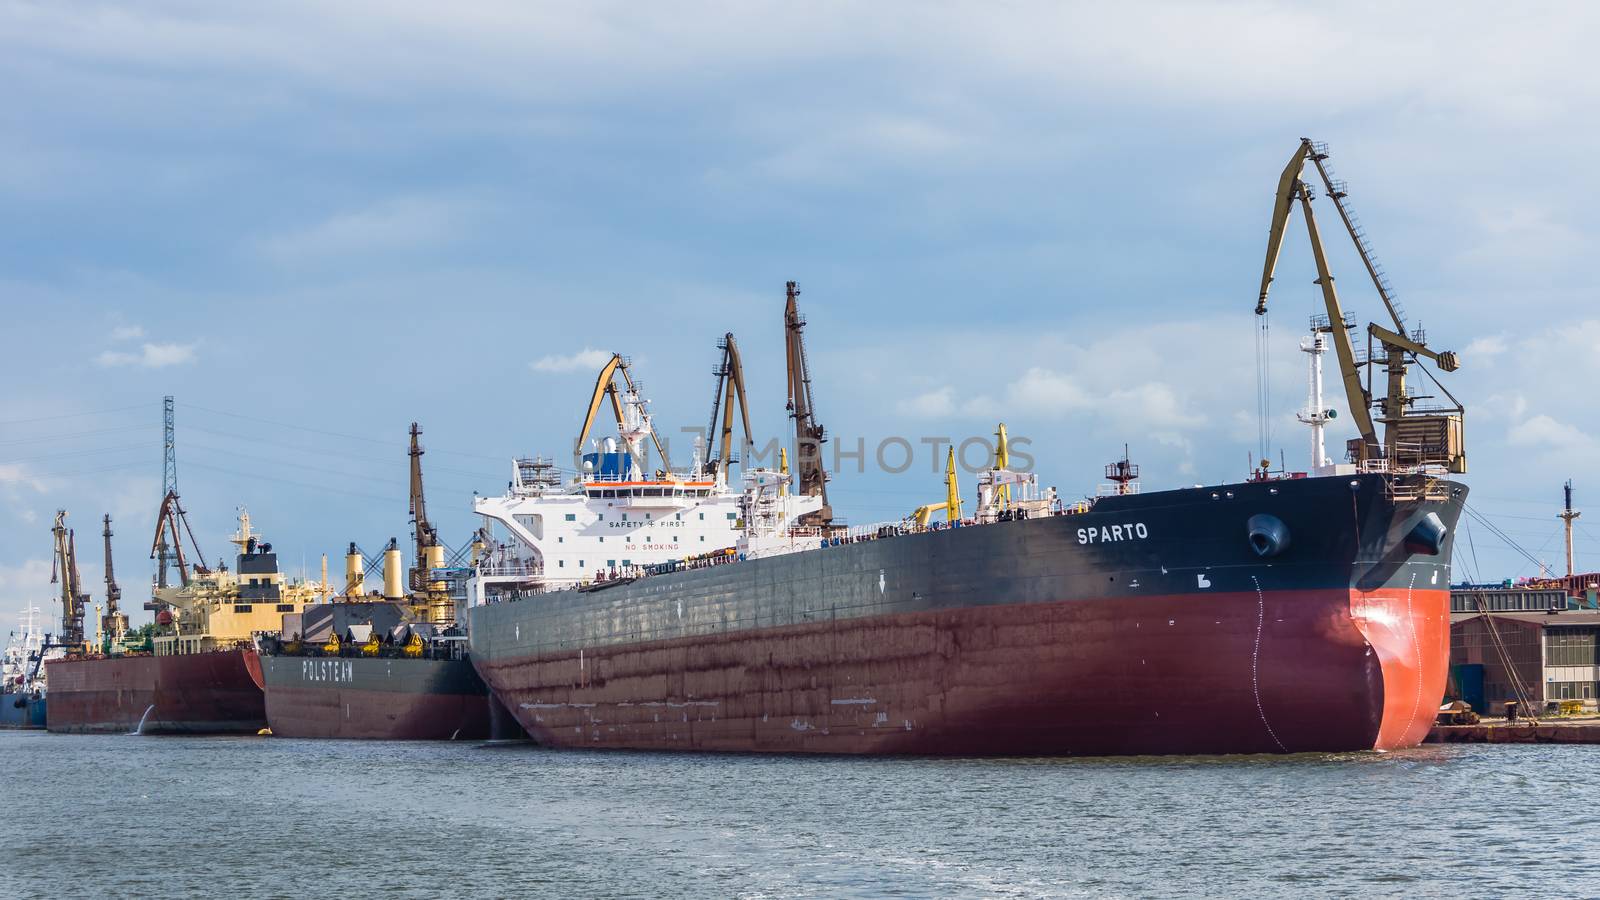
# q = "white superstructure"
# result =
<box><xmin>471</xmin><ymin>384</ymin><xmax>825</xmax><ymax>605</ymax></box>
<box><xmin>2</xmin><ymin>606</ymin><xmax>57</xmax><ymax>698</ymax></box>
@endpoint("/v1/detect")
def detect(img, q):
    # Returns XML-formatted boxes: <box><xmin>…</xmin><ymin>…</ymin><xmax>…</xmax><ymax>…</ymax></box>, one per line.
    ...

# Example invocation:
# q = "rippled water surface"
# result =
<box><xmin>3</xmin><ymin>732</ymin><xmax>1592</xmax><ymax>898</ymax></box>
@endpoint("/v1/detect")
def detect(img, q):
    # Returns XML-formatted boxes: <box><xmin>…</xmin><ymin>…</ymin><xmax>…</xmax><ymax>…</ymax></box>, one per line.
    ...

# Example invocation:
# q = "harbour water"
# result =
<box><xmin>3</xmin><ymin>731</ymin><xmax>1594</xmax><ymax>898</ymax></box>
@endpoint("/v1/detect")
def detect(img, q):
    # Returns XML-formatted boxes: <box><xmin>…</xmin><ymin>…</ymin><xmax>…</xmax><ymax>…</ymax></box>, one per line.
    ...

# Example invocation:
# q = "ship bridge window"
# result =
<box><xmin>276</xmin><ymin>604</ymin><xmax>294</xmax><ymax>612</ymax></box>
<box><xmin>699</xmin><ymin>513</ymin><xmax>705</xmax><ymax>520</ymax></box>
<box><xmin>565</xmin><ymin>514</ymin><xmax>577</xmax><ymax>521</ymax></box>
<box><xmin>726</xmin><ymin>513</ymin><xmax>737</xmax><ymax>520</ymax></box>
<box><xmin>234</xmin><ymin>604</ymin><xmax>253</xmax><ymax>613</ymax></box>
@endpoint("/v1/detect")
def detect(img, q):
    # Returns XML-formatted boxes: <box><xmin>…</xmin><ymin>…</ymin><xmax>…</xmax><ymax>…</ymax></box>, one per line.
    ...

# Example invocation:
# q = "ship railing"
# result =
<box><xmin>1094</xmin><ymin>482</ymin><xmax>1141</xmax><ymax>496</ymax></box>
<box><xmin>477</xmin><ymin>563</ymin><xmax>544</xmax><ymax>579</ymax></box>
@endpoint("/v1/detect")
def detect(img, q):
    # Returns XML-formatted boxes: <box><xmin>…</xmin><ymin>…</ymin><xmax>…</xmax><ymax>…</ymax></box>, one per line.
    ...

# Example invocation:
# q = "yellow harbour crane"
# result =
<box><xmin>50</xmin><ymin>510</ymin><xmax>89</xmax><ymax>650</ymax></box>
<box><xmin>1256</xmin><ymin>137</ymin><xmax>1465</xmax><ymax>473</ymax></box>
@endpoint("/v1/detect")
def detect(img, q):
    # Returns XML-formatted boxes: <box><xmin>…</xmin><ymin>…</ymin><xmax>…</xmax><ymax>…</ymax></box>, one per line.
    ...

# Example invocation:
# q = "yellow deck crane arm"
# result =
<box><xmin>575</xmin><ymin>353</ymin><xmax>626</xmax><ymax>458</ymax></box>
<box><xmin>1255</xmin><ymin>141</ymin><xmax>1378</xmax><ymax>448</ymax></box>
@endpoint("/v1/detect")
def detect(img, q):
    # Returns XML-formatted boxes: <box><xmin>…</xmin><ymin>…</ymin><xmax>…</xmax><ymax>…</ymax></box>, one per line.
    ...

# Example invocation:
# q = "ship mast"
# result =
<box><xmin>784</xmin><ymin>281</ymin><xmax>832</xmax><ymax>526</ymax></box>
<box><xmin>1559</xmin><ymin>481</ymin><xmax>1581</xmax><ymax>578</ymax></box>
<box><xmin>1297</xmin><ymin>318</ymin><xmax>1344</xmax><ymax>470</ymax></box>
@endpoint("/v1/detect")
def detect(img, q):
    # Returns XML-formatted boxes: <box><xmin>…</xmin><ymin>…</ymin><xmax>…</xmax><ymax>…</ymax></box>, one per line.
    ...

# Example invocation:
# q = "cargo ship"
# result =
<box><xmin>467</xmin><ymin>141</ymin><xmax>1474</xmax><ymax>756</ymax></box>
<box><xmin>1</xmin><ymin>607</ymin><xmax>53</xmax><ymax>729</ymax></box>
<box><xmin>256</xmin><ymin>425</ymin><xmax>512</xmax><ymax>740</ymax></box>
<box><xmin>47</xmin><ymin>505</ymin><xmax>319</xmax><ymax>734</ymax></box>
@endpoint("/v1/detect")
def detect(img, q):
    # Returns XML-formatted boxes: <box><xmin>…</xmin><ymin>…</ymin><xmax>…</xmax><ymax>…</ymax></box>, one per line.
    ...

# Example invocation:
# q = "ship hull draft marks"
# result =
<box><xmin>260</xmin><ymin>654</ymin><xmax>496</xmax><ymax>740</ymax></box>
<box><xmin>44</xmin><ymin>649</ymin><xmax>266</xmax><ymax>735</ymax></box>
<box><xmin>470</xmin><ymin>473</ymin><xmax>1464</xmax><ymax>755</ymax></box>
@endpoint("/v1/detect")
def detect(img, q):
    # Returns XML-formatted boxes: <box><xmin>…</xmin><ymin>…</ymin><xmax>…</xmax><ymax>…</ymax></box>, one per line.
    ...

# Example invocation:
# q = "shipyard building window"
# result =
<box><xmin>1547</xmin><ymin>627</ymin><xmax>1600</xmax><ymax>666</ymax></box>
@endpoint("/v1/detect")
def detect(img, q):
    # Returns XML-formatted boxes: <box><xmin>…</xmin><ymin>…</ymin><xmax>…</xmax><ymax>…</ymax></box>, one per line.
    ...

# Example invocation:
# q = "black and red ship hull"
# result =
<box><xmin>470</xmin><ymin>472</ymin><xmax>1464</xmax><ymax>755</ymax></box>
<box><xmin>258</xmin><ymin>653</ymin><xmax>502</xmax><ymax>740</ymax></box>
<box><xmin>44</xmin><ymin>649</ymin><xmax>266</xmax><ymax>735</ymax></box>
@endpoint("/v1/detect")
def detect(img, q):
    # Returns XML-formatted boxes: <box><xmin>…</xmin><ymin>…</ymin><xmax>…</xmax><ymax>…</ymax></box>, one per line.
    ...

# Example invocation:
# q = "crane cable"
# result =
<box><xmin>1254</xmin><ymin>309</ymin><xmax>1272</xmax><ymax>463</ymax></box>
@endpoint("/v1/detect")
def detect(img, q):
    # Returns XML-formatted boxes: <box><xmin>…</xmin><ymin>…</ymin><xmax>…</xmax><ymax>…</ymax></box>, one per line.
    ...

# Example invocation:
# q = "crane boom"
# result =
<box><xmin>785</xmin><ymin>281</ymin><xmax>832</xmax><ymax>526</ymax></box>
<box><xmin>50</xmin><ymin>510</ymin><xmax>86</xmax><ymax>648</ymax></box>
<box><xmin>1254</xmin><ymin>137</ymin><xmax>1466</xmax><ymax>473</ymax></box>
<box><xmin>574</xmin><ymin>353</ymin><xmax>672</xmax><ymax>473</ymax></box>
<box><xmin>702</xmin><ymin>333</ymin><xmax>753</xmax><ymax>480</ymax></box>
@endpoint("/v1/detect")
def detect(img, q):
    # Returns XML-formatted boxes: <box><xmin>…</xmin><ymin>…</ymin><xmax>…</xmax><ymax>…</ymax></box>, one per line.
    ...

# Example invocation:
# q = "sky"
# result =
<box><xmin>3</xmin><ymin>1</ymin><xmax>1599</xmax><ymax>629</ymax></box>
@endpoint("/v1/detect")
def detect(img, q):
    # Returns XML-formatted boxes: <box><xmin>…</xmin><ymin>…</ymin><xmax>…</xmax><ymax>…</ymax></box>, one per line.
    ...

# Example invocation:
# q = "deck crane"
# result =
<box><xmin>909</xmin><ymin>448</ymin><xmax>963</xmax><ymax>527</ymax></box>
<box><xmin>1256</xmin><ymin>138</ymin><xmax>1466</xmax><ymax>473</ymax></box>
<box><xmin>784</xmin><ymin>281</ymin><xmax>833</xmax><ymax>526</ymax></box>
<box><xmin>101</xmin><ymin>514</ymin><xmax>129</xmax><ymax>651</ymax></box>
<box><xmin>701</xmin><ymin>332</ymin><xmax>753</xmax><ymax>482</ymax></box>
<box><xmin>408</xmin><ymin>422</ymin><xmax>452</xmax><ymax>624</ymax></box>
<box><xmin>575</xmin><ymin>353</ymin><xmax>673</xmax><ymax>475</ymax></box>
<box><xmin>50</xmin><ymin>511</ymin><xmax>89</xmax><ymax>649</ymax></box>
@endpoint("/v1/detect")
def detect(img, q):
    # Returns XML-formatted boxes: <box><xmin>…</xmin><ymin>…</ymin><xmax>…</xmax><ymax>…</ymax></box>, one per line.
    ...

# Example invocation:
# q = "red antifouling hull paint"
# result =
<box><xmin>45</xmin><ymin>650</ymin><xmax>266</xmax><ymax>735</ymax></box>
<box><xmin>478</xmin><ymin>589</ymin><xmax>1450</xmax><ymax>756</ymax></box>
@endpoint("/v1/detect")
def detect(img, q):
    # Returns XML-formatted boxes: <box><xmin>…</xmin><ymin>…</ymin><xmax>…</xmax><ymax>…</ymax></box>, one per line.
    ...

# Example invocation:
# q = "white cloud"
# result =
<box><xmin>95</xmin><ymin>341</ymin><xmax>198</xmax><ymax>368</ymax></box>
<box><xmin>0</xmin><ymin>558</ymin><xmax>54</xmax><ymax>625</ymax></box>
<box><xmin>897</xmin><ymin>387</ymin><xmax>956</xmax><ymax>418</ymax></box>
<box><xmin>531</xmin><ymin>348</ymin><xmax>613</xmax><ymax>373</ymax></box>
<box><xmin>1464</xmin><ymin>335</ymin><xmax>1509</xmax><ymax>359</ymax></box>
<box><xmin>0</xmin><ymin>463</ymin><xmax>50</xmax><ymax>493</ymax></box>
<box><xmin>253</xmin><ymin>195</ymin><xmax>476</xmax><ymax>264</ymax></box>
<box><xmin>1507</xmin><ymin>414</ymin><xmax>1596</xmax><ymax>452</ymax></box>
<box><xmin>110</xmin><ymin>324</ymin><xmax>145</xmax><ymax>341</ymax></box>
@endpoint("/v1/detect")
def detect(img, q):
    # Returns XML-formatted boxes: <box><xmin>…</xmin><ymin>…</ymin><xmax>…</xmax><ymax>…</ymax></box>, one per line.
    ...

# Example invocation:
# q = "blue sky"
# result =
<box><xmin>4</xmin><ymin>2</ymin><xmax>1599</xmax><ymax>626</ymax></box>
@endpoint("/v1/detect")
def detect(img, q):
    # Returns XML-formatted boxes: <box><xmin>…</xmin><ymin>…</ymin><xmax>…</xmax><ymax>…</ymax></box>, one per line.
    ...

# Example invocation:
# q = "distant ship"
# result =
<box><xmin>1</xmin><ymin>607</ymin><xmax>54</xmax><ymax>729</ymax></box>
<box><xmin>47</xmin><ymin>506</ymin><xmax>319</xmax><ymax>735</ymax></box>
<box><xmin>467</xmin><ymin>166</ymin><xmax>1472</xmax><ymax>757</ymax></box>
<box><xmin>255</xmin><ymin>425</ymin><xmax>512</xmax><ymax>740</ymax></box>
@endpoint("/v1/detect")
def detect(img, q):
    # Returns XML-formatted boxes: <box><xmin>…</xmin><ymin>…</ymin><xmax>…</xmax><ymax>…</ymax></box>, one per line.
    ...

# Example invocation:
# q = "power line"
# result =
<box><xmin>0</xmin><ymin>403</ymin><xmax>151</xmax><ymax>427</ymax></box>
<box><xmin>182</xmin><ymin>460</ymin><xmax>405</xmax><ymax>506</ymax></box>
<box><xmin>0</xmin><ymin>442</ymin><xmax>160</xmax><ymax>467</ymax></box>
<box><xmin>0</xmin><ymin>424</ymin><xmax>150</xmax><ymax>446</ymax></box>
<box><xmin>0</xmin><ymin>461</ymin><xmax>149</xmax><ymax>483</ymax></box>
<box><xmin>183</xmin><ymin>441</ymin><xmax>487</xmax><ymax>495</ymax></box>
<box><xmin>179</xmin><ymin>402</ymin><xmax>506</xmax><ymax>461</ymax></box>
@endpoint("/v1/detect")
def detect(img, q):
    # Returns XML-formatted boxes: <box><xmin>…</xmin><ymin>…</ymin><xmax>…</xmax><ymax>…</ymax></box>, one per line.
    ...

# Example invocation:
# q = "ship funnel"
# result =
<box><xmin>344</xmin><ymin>542</ymin><xmax>364</xmax><ymax>598</ymax></box>
<box><xmin>1246</xmin><ymin>514</ymin><xmax>1291</xmax><ymax>558</ymax></box>
<box><xmin>383</xmin><ymin>538</ymin><xmax>404</xmax><ymax>600</ymax></box>
<box><xmin>1404</xmin><ymin>512</ymin><xmax>1447</xmax><ymax>556</ymax></box>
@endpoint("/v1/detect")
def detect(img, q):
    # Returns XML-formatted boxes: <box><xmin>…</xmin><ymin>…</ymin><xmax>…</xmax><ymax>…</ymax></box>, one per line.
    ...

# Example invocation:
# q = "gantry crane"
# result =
<box><xmin>785</xmin><ymin>281</ymin><xmax>833</xmax><ymax>525</ymax></box>
<box><xmin>101</xmin><ymin>514</ymin><xmax>129</xmax><ymax>651</ymax></box>
<box><xmin>701</xmin><ymin>332</ymin><xmax>753</xmax><ymax>482</ymax></box>
<box><xmin>1256</xmin><ymin>137</ymin><xmax>1465</xmax><ymax>473</ymax></box>
<box><xmin>50</xmin><ymin>511</ymin><xmax>89</xmax><ymax>649</ymax></box>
